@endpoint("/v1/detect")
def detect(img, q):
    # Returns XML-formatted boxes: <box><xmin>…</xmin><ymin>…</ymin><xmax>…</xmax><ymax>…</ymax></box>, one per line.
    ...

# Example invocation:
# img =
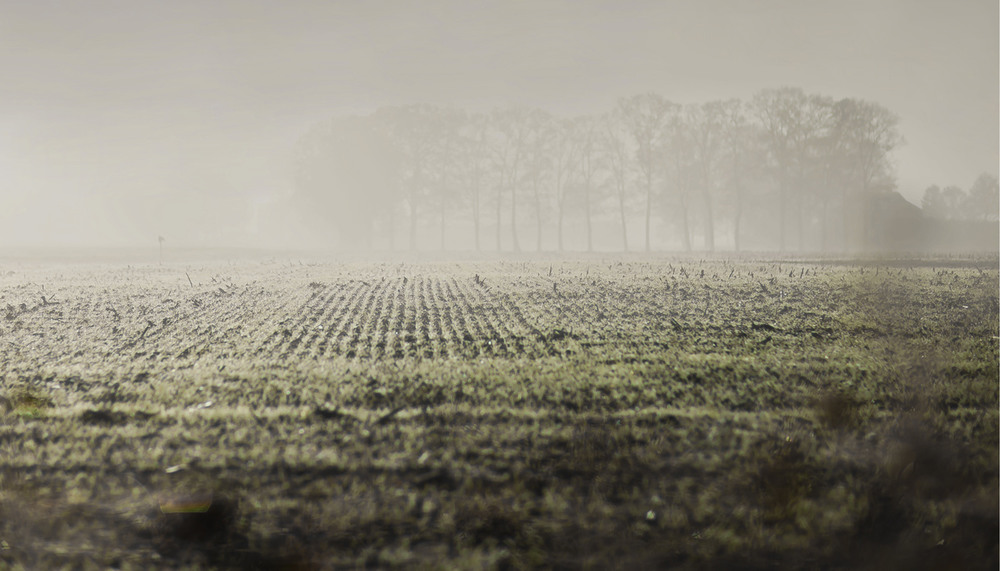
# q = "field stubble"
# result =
<box><xmin>0</xmin><ymin>255</ymin><xmax>997</xmax><ymax>570</ymax></box>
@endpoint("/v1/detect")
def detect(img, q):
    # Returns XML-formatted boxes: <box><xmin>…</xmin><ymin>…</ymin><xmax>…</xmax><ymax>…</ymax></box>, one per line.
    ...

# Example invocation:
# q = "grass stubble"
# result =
<box><xmin>0</xmin><ymin>255</ymin><xmax>996</xmax><ymax>569</ymax></box>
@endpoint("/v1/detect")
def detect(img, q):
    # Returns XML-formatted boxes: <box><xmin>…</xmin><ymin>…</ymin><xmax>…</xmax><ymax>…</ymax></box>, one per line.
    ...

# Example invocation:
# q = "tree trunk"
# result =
<box><xmin>585</xmin><ymin>184</ymin><xmax>593</xmax><ymax>252</ymax></box>
<box><xmin>510</xmin><ymin>183</ymin><xmax>521</xmax><ymax>252</ymax></box>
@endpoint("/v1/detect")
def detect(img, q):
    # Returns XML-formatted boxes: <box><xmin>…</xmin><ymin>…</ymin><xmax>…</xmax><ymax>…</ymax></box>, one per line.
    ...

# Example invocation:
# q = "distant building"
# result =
<box><xmin>860</xmin><ymin>190</ymin><xmax>998</xmax><ymax>252</ymax></box>
<box><xmin>863</xmin><ymin>191</ymin><xmax>925</xmax><ymax>251</ymax></box>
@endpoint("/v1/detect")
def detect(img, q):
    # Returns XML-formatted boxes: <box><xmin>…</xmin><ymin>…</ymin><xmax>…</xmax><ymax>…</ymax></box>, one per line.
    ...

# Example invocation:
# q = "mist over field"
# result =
<box><xmin>0</xmin><ymin>0</ymin><xmax>997</xmax><ymax>251</ymax></box>
<box><xmin>1</xmin><ymin>2</ymin><xmax>998</xmax><ymax>569</ymax></box>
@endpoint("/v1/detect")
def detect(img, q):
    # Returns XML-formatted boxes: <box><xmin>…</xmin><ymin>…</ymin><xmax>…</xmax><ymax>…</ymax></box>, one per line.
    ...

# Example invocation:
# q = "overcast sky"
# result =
<box><xmin>0</xmin><ymin>0</ymin><xmax>996</xmax><ymax>246</ymax></box>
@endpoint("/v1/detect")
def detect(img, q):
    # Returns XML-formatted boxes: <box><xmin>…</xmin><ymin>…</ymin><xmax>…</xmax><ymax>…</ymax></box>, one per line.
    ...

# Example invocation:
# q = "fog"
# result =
<box><xmin>1</xmin><ymin>0</ymin><xmax>996</xmax><ymax>251</ymax></box>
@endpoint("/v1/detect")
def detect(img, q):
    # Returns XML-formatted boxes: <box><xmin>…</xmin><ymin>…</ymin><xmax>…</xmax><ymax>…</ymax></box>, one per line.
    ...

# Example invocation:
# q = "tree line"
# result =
<box><xmin>293</xmin><ymin>87</ymin><xmax>912</xmax><ymax>252</ymax></box>
<box><xmin>921</xmin><ymin>174</ymin><xmax>999</xmax><ymax>222</ymax></box>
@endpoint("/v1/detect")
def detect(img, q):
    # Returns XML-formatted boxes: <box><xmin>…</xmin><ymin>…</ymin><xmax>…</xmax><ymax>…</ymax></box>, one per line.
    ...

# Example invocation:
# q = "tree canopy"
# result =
<box><xmin>287</xmin><ymin>88</ymin><xmax>983</xmax><ymax>252</ymax></box>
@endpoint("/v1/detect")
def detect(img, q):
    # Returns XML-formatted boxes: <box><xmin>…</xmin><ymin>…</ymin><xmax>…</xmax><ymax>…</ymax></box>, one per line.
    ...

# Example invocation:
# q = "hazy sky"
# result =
<box><xmin>0</xmin><ymin>0</ymin><xmax>997</xmax><ymax>246</ymax></box>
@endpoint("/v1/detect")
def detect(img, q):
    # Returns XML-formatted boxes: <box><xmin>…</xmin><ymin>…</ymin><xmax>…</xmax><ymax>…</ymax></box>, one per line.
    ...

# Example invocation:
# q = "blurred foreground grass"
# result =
<box><xmin>0</xmin><ymin>256</ymin><xmax>996</xmax><ymax>569</ymax></box>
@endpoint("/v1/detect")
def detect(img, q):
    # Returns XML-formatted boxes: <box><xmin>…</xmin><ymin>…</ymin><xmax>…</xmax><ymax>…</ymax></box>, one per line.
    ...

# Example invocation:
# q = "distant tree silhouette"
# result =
<box><xmin>286</xmin><ymin>87</ymin><xmax>950</xmax><ymax>252</ymax></box>
<box><xmin>487</xmin><ymin>106</ymin><xmax>543</xmax><ymax>252</ymax></box>
<box><xmin>573</xmin><ymin>115</ymin><xmax>606</xmax><ymax>252</ymax></box>
<box><xmin>617</xmin><ymin>93</ymin><xmax>677</xmax><ymax>251</ymax></box>
<box><xmin>428</xmin><ymin>108</ymin><xmax>467</xmax><ymax>251</ymax></box>
<box><xmin>828</xmin><ymin>97</ymin><xmax>902</xmax><ymax>250</ymax></box>
<box><xmin>965</xmin><ymin>173</ymin><xmax>999</xmax><ymax>222</ymax></box>
<box><xmin>674</xmin><ymin>101</ymin><xmax>730</xmax><ymax>251</ymax></box>
<box><xmin>455</xmin><ymin>112</ymin><xmax>491</xmax><ymax>251</ymax></box>
<box><xmin>549</xmin><ymin>117</ymin><xmax>582</xmax><ymax>252</ymax></box>
<box><xmin>921</xmin><ymin>185</ymin><xmax>947</xmax><ymax>219</ymax></box>
<box><xmin>663</xmin><ymin>106</ymin><xmax>696</xmax><ymax>250</ymax></box>
<box><xmin>602</xmin><ymin>110</ymin><xmax>634</xmax><ymax>251</ymax></box>
<box><xmin>752</xmin><ymin>88</ymin><xmax>831</xmax><ymax>251</ymax></box>
<box><xmin>521</xmin><ymin>110</ymin><xmax>555</xmax><ymax>251</ymax></box>
<box><xmin>718</xmin><ymin>100</ymin><xmax>754</xmax><ymax>252</ymax></box>
<box><xmin>378</xmin><ymin>104</ymin><xmax>445</xmax><ymax>251</ymax></box>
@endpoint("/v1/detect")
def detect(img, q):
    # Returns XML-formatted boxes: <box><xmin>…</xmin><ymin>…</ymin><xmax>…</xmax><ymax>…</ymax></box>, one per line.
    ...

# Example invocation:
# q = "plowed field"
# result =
<box><xmin>1</xmin><ymin>254</ymin><xmax>997</xmax><ymax>570</ymax></box>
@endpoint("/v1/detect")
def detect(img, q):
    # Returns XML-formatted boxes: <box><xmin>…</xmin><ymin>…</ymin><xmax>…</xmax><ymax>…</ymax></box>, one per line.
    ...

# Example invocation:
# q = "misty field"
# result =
<box><xmin>0</xmin><ymin>254</ymin><xmax>997</xmax><ymax>570</ymax></box>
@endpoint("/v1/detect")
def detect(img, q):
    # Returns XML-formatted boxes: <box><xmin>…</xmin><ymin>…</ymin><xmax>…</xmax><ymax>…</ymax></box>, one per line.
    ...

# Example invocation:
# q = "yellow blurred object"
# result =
<box><xmin>158</xmin><ymin>493</ymin><xmax>213</xmax><ymax>514</ymax></box>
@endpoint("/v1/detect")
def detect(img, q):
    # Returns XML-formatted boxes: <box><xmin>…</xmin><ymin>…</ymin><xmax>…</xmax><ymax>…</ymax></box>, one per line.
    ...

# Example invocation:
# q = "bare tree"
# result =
<box><xmin>291</xmin><ymin>88</ymin><xmax>904</xmax><ymax>253</ymax></box>
<box><xmin>683</xmin><ymin>101</ymin><xmax>729</xmax><ymax>251</ymax></box>
<box><xmin>796</xmin><ymin>95</ymin><xmax>842</xmax><ymax>251</ymax></box>
<box><xmin>573</xmin><ymin>115</ymin><xmax>606</xmax><ymax>252</ymax></box>
<box><xmin>828</xmin><ymin>98</ymin><xmax>902</xmax><ymax>250</ymax></box>
<box><xmin>603</xmin><ymin>110</ymin><xmax>634</xmax><ymax>251</ymax></box>
<box><xmin>521</xmin><ymin>110</ymin><xmax>555</xmax><ymax>251</ymax></box>
<box><xmin>427</xmin><ymin>108</ymin><xmax>466</xmax><ymax>251</ymax></box>
<box><xmin>664</xmin><ymin>108</ymin><xmax>696</xmax><ymax>250</ymax></box>
<box><xmin>965</xmin><ymin>173</ymin><xmax>1000</xmax><ymax>221</ymax></box>
<box><xmin>921</xmin><ymin>185</ymin><xmax>947</xmax><ymax>219</ymax></box>
<box><xmin>487</xmin><ymin>107</ymin><xmax>543</xmax><ymax>252</ymax></box>
<box><xmin>456</xmin><ymin>112</ymin><xmax>491</xmax><ymax>251</ymax></box>
<box><xmin>380</xmin><ymin>104</ymin><xmax>442</xmax><ymax>251</ymax></box>
<box><xmin>718</xmin><ymin>99</ymin><xmax>753</xmax><ymax>251</ymax></box>
<box><xmin>618</xmin><ymin>93</ymin><xmax>677</xmax><ymax>251</ymax></box>
<box><xmin>753</xmin><ymin>88</ymin><xmax>850</xmax><ymax>251</ymax></box>
<box><xmin>549</xmin><ymin>117</ymin><xmax>581</xmax><ymax>251</ymax></box>
<box><xmin>751</xmin><ymin>88</ymin><xmax>793</xmax><ymax>250</ymax></box>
